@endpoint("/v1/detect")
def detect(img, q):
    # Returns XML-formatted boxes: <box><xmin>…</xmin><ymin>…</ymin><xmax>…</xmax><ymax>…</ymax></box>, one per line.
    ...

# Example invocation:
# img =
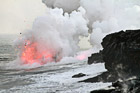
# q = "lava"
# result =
<box><xmin>21</xmin><ymin>40</ymin><xmax>53</xmax><ymax>65</ymax></box>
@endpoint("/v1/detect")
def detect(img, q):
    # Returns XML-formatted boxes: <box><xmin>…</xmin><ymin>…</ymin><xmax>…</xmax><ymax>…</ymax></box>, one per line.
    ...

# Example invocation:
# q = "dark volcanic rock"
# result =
<box><xmin>88</xmin><ymin>29</ymin><xmax>140</xmax><ymax>93</ymax></box>
<box><xmin>112</xmin><ymin>77</ymin><xmax>140</xmax><ymax>93</ymax></box>
<box><xmin>90</xmin><ymin>77</ymin><xmax>140</xmax><ymax>93</ymax></box>
<box><xmin>72</xmin><ymin>73</ymin><xmax>86</xmax><ymax>78</ymax></box>
<box><xmin>90</xmin><ymin>88</ymin><xmax>116</xmax><ymax>93</ymax></box>
<box><xmin>79</xmin><ymin>72</ymin><xmax>118</xmax><ymax>83</ymax></box>
<box><xmin>90</xmin><ymin>88</ymin><xmax>118</xmax><ymax>93</ymax></box>
<box><xmin>88</xmin><ymin>51</ymin><xmax>103</xmax><ymax>64</ymax></box>
<box><xmin>101</xmin><ymin>29</ymin><xmax>140</xmax><ymax>78</ymax></box>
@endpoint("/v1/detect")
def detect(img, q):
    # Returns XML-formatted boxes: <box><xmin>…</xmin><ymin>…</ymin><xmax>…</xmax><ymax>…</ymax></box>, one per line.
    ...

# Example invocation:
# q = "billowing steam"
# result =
<box><xmin>15</xmin><ymin>7</ymin><xmax>88</xmax><ymax>65</ymax></box>
<box><xmin>14</xmin><ymin>0</ymin><xmax>140</xmax><ymax>65</ymax></box>
<box><xmin>43</xmin><ymin>0</ymin><xmax>140</xmax><ymax>50</ymax></box>
<box><xmin>42</xmin><ymin>0</ymin><xmax>80</xmax><ymax>13</ymax></box>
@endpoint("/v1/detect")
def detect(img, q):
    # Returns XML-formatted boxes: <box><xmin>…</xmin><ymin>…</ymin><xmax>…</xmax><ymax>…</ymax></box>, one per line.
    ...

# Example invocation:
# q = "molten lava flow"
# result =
<box><xmin>21</xmin><ymin>40</ymin><xmax>53</xmax><ymax>65</ymax></box>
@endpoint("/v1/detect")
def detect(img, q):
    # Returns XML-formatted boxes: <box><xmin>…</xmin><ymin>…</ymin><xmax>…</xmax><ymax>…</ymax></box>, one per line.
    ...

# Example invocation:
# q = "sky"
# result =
<box><xmin>0</xmin><ymin>0</ymin><xmax>46</xmax><ymax>35</ymax></box>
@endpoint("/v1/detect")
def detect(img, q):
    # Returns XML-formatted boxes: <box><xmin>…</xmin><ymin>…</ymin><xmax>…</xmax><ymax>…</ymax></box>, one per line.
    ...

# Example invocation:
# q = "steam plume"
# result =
<box><xmin>42</xmin><ymin>0</ymin><xmax>140</xmax><ymax>51</ymax></box>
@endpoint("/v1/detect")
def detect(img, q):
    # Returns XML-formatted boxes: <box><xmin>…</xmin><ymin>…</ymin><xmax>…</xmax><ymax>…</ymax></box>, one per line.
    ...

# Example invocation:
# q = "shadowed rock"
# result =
<box><xmin>79</xmin><ymin>72</ymin><xmax>118</xmax><ymax>83</ymax></box>
<box><xmin>72</xmin><ymin>73</ymin><xmax>86</xmax><ymax>78</ymax></box>
<box><xmin>88</xmin><ymin>51</ymin><xmax>103</xmax><ymax>64</ymax></box>
<box><xmin>87</xmin><ymin>29</ymin><xmax>140</xmax><ymax>93</ymax></box>
<box><xmin>101</xmin><ymin>29</ymin><xmax>140</xmax><ymax>78</ymax></box>
<box><xmin>90</xmin><ymin>88</ymin><xmax>117</xmax><ymax>93</ymax></box>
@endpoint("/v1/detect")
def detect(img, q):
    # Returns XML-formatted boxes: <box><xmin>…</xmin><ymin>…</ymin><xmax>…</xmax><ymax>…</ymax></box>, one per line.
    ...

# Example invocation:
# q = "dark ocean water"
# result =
<box><xmin>0</xmin><ymin>35</ymin><xmax>17</xmax><ymax>66</ymax></box>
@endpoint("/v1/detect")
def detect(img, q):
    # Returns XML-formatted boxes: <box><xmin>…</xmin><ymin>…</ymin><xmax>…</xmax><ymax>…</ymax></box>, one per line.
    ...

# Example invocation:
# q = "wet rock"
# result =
<box><xmin>88</xmin><ymin>51</ymin><xmax>103</xmax><ymax>64</ymax></box>
<box><xmin>90</xmin><ymin>77</ymin><xmax>140</xmax><ymax>93</ymax></box>
<box><xmin>101</xmin><ymin>29</ymin><xmax>140</xmax><ymax>78</ymax></box>
<box><xmin>72</xmin><ymin>73</ymin><xmax>86</xmax><ymax>78</ymax></box>
<box><xmin>90</xmin><ymin>88</ymin><xmax>117</xmax><ymax>93</ymax></box>
<box><xmin>112</xmin><ymin>77</ymin><xmax>140</xmax><ymax>93</ymax></box>
<box><xmin>79</xmin><ymin>72</ymin><xmax>118</xmax><ymax>83</ymax></box>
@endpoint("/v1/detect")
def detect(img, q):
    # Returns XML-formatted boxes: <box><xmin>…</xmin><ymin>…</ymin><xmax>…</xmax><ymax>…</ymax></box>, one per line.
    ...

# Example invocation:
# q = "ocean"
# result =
<box><xmin>0</xmin><ymin>35</ymin><xmax>110</xmax><ymax>93</ymax></box>
<box><xmin>0</xmin><ymin>35</ymin><xmax>17</xmax><ymax>69</ymax></box>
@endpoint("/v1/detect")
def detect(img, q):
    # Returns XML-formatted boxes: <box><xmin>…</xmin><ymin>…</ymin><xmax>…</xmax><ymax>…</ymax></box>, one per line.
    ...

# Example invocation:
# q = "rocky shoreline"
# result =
<box><xmin>76</xmin><ymin>29</ymin><xmax>140</xmax><ymax>93</ymax></box>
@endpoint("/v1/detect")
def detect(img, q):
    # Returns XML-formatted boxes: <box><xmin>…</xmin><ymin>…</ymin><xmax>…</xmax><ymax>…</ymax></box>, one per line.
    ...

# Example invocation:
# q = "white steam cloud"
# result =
<box><xmin>42</xmin><ymin>0</ymin><xmax>140</xmax><ymax>51</ymax></box>
<box><xmin>42</xmin><ymin>0</ymin><xmax>80</xmax><ymax>13</ymax></box>
<box><xmin>14</xmin><ymin>0</ymin><xmax>140</xmax><ymax>65</ymax></box>
<box><xmin>15</xmin><ymin>7</ymin><xmax>88</xmax><ymax>59</ymax></box>
<box><xmin>31</xmin><ymin>7</ymin><xmax>88</xmax><ymax>56</ymax></box>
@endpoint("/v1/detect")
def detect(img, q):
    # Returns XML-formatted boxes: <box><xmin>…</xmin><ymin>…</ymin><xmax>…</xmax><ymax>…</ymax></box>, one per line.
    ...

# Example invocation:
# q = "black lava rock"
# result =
<box><xmin>72</xmin><ymin>73</ymin><xmax>86</xmax><ymax>78</ymax></box>
<box><xmin>79</xmin><ymin>72</ymin><xmax>118</xmax><ymax>83</ymax></box>
<box><xmin>85</xmin><ymin>29</ymin><xmax>140</xmax><ymax>93</ymax></box>
<box><xmin>88</xmin><ymin>51</ymin><xmax>103</xmax><ymax>64</ymax></box>
<box><xmin>112</xmin><ymin>77</ymin><xmax>140</xmax><ymax>93</ymax></box>
<box><xmin>88</xmin><ymin>29</ymin><xmax>140</xmax><ymax>93</ymax></box>
<box><xmin>90</xmin><ymin>77</ymin><xmax>140</xmax><ymax>93</ymax></box>
<box><xmin>101</xmin><ymin>29</ymin><xmax>140</xmax><ymax>78</ymax></box>
<box><xmin>90</xmin><ymin>88</ymin><xmax>116</xmax><ymax>93</ymax></box>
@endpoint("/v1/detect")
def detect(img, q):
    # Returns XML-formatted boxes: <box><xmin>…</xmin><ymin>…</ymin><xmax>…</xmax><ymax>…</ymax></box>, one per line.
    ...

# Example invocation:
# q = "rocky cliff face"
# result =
<box><xmin>88</xmin><ymin>29</ymin><xmax>140</xmax><ymax>93</ymax></box>
<box><xmin>99</xmin><ymin>29</ymin><xmax>140</xmax><ymax>93</ymax></box>
<box><xmin>101</xmin><ymin>29</ymin><xmax>140</xmax><ymax>78</ymax></box>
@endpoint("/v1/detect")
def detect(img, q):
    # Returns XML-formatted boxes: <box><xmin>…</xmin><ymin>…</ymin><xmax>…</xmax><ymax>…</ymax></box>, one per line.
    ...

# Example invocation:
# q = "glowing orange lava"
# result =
<box><xmin>21</xmin><ymin>40</ymin><xmax>53</xmax><ymax>65</ymax></box>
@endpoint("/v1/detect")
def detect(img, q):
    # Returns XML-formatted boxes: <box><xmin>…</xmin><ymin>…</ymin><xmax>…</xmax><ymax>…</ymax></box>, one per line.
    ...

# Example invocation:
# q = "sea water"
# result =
<box><xmin>0</xmin><ymin>35</ymin><xmax>111</xmax><ymax>93</ymax></box>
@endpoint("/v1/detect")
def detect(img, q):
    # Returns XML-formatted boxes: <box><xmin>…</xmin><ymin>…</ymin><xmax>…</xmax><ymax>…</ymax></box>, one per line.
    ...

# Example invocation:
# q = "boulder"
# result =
<box><xmin>79</xmin><ymin>72</ymin><xmax>118</xmax><ymax>83</ymax></box>
<box><xmin>72</xmin><ymin>73</ymin><xmax>86</xmax><ymax>78</ymax></box>
<box><xmin>88</xmin><ymin>51</ymin><xmax>103</xmax><ymax>64</ymax></box>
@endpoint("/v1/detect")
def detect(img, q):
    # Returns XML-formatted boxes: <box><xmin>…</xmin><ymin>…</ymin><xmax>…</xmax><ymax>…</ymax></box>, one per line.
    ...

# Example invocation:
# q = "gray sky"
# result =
<box><xmin>0</xmin><ymin>0</ymin><xmax>46</xmax><ymax>34</ymax></box>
